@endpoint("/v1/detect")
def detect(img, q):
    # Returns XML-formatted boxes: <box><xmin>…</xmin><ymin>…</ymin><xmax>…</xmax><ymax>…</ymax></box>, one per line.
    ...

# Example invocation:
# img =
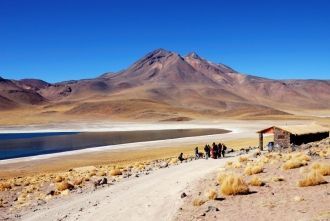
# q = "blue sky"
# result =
<box><xmin>1</xmin><ymin>0</ymin><xmax>329</xmax><ymax>82</ymax></box>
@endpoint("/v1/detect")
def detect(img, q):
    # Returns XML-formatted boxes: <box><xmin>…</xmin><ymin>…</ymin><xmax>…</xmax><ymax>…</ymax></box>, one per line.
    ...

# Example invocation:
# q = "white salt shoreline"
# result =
<box><xmin>0</xmin><ymin>120</ymin><xmax>307</xmax><ymax>165</ymax></box>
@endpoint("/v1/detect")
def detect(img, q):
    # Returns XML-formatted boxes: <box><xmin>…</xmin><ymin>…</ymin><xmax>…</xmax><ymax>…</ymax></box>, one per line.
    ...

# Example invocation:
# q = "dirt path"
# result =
<box><xmin>22</xmin><ymin>157</ymin><xmax>234</xmax><ymax>221</ymax></box>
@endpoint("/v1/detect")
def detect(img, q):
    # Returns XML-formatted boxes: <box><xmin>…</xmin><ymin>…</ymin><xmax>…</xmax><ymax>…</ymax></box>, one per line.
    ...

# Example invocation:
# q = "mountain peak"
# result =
<box><xmin>147</xmin><ymin>48</ymin><xmax>173</xmax><ymax>57</ymax></box>
<box><xmin>186</xmin><ymin>52</ymin><xmax>202</xmax><ymax>60</ymax></box>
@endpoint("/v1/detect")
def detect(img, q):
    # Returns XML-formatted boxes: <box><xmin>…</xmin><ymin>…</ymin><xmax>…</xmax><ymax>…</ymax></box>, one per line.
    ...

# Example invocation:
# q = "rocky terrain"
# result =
<box><xmin>176</xmin><ymin>138</ymin><xmax>330</xmax><ymax>221</ymax></box>
<box><xmin>0</xmin><ymin>137</ymin><xmax>329</xmax><ymax>220</ymax></box>
<box><xmin>1</xmin><ymin>49</ymin><xmax>330</xmax><ymax>123</ymax></box>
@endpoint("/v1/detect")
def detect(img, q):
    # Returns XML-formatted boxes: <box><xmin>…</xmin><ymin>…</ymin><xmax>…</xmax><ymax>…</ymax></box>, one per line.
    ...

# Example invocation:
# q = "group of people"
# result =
<box><xmin>201</xmin><ymin>142</ymin><xmax>227</xmax><ymax>159</ymax></box>
<box><xmin>178</xmin><ymin>142</ymin><xmax>228</xmax><ymax>162</ymax></box>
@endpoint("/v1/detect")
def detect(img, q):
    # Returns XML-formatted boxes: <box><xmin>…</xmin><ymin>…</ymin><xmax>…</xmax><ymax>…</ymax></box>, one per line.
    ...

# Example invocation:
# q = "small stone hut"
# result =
<box><xmin>257</xmin><ymin>125</ymin><xmax>329</xmax><ymax>150</ymax></box>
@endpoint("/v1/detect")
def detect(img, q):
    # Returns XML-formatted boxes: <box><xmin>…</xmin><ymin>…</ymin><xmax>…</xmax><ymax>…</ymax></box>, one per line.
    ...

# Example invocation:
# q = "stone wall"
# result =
<box><xmin>274</xmin><ymin>127</ymin><xmax>291</xmax><ymax>148</ymax></box>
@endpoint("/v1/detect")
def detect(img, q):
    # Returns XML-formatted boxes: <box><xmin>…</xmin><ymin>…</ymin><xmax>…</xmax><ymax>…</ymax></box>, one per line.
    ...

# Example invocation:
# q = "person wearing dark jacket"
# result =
<box><xmin>204</xmin><ymin>144</ymin><xmax>210</xmax><ymax>159</ymax></box>
<box><xmin>222</xmin><ymin>143</ymin><xmax>227</xmax><ymax>157</ymax></box>
<box><xmin>218</xmin><ymin>143</ymin><xmax>223</xmax><ymax>158</ymax></box>
<box><xmin>212</xmin><ymin>143</ymin><xmax>218</xmax><ymax>159</ymax></box>
<box><xmin>178</xmin><ymin>153</ymin><xmax>185</xmax><ymax>162</ymax></box>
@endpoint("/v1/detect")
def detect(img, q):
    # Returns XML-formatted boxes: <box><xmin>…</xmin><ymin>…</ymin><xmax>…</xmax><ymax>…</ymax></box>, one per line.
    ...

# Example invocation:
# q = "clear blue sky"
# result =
<box><xmin>1</xmin><ymin>0</ymin><xmax>329</xmax><ymax>83</ymax></box>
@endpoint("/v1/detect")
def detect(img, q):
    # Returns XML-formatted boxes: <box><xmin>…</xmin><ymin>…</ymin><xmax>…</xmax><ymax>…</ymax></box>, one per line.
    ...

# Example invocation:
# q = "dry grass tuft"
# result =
<box><xmin>217</xmin><ymin>173</ymin><xmax>230</xmax><ymax>184</ymax></box>
<box><xmin>298</xmin><ymin>170</ymin><xmax>327</xmax><ymax>187</ymax></box>
<box><xmin>271</xmin><ymin>176</ymin><xmax>285</xmax><ymax>182</ymax></box>
<box><xmin>206</xmin><ymin>189</ymin><xmax>218</xmax><ymax>200</ymax></box>
<box><xmin>0</xmin><ymin>182</ymin><xmax>11</xmax><ymax>191</ymax></box>
<box><xmin>282</xmin><ymin>158</ymin><xmax>308</xmax><ymax>170</ymax></box>
<box><xmin>54</xmin><ymin>176</ymin><xmax>64</xmax><ymax>182</ymax></box>
<box><xmin>220</xmin><ymin>174</ymin><xmax>249</xmax><ymax>195</ymax></box>
<box><xmin>193</xmin><ymin>198</ymin><xmax>206</xmax><ymax>206</ymax></box>
<box><xmin>56</xmin><ymin>181</ymin><xmax>74</xmax><ymax>191</ymax></box>
<box><xmin>97</xmin><ymin>170</ymin><xmax>107</xmax><ymax>176</ymax></box>
<box><xmin>73</xmin><ymin>178</ymin><xmax>83</xmax><ymax>186</ymax></box>
<box><xmin>244</xmin><ymin>164</ymin><xmax>263</xmax><ymax>175</ymax></box>
<box><xmin>249</xmin><ymin>176</ymin><xmax>264</xmax><ymax>186</ymax></box>
<box><xmin>311</xmin><ymin>162</ymin><xmax>330</xmax><ymax>176</ymax></box>
<box><xmin>170</xmin><ymin>158</ymin><xmax>178</xmax><ymax>164</ymax></box>
<box><xmin>239</xmin><ymin>156</ymin><xmax>249</xmax><ymax>163</ymax></box>
<box><xmin>110</xmin><ymin>169</ymin><xmax>122</xmax><ymax>176</ymax></box>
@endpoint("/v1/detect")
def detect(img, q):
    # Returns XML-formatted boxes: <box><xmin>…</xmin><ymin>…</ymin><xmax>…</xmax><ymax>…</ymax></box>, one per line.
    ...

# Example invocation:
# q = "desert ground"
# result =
<box><xmin>0</xmin><ymin>117</ymin><xmax>329</xmax><ymax>221</ymax></box>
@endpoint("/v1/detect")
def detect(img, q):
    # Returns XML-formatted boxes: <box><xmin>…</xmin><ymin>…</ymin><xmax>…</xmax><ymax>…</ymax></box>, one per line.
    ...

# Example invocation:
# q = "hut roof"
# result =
<box><xmin>258</xmin><ymin>125</ymin><xmax>329</xmax><ymax>135</ymax></box>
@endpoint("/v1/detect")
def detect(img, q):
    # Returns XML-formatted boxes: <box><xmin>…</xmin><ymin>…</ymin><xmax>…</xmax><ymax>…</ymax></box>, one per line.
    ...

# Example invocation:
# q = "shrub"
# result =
<box><xmin>97</xmin><ymin>170</ymin><xmax>107</xmax><ymax>176</ymax></box>
<box><xmin>282</xmin><ymin>159</ymin><xmax>307</xmax><ymax>170</ymax></box>
<box><xmin>73</xmin><ymin>178</ymin><xmax>83</xmax><ymax>185</ymax></box>
<box><xmin>193</xmin><ymin>198</ymin><xmax>206</xmax><ymax>206</ymax></box>
<box><xmin>239</xmin><ymin>156</ymin><xmax>249</xmax><ymax>163</ymax></box>
<box><xmin>249</xmin><ymin>176</ymin><xmax>264</xmax><ymax>186</ymax></box>
<box><xmin>244</xmin><ymin>164</ymin><xmax>263</xmax><ymax>175</ymax></box>
<box><xmin>206</xmin><ymin>189</ymin><xmax>218</xmax><ymax>200</ymax></box>
<box><xmin>0</xmin><ymin>182</ymin><xmax>11</xmax><ymax>191</ymax></box>
<box><xmin>217</xmin><ymin>173</ymin><xmax>230</xmax><ymax>184</ymax></box>
<box><xmin>54</xmin><ymin>176</ymin><xmax>64</xmax><ymax>182</ymax></box>
<box><xmin>56</xmin><ymin>181</ymin><xmax>74</xmax><ymax>191</ymax></box>
<box><xmin>298</xmin><ymin>170</ymin><xmax>327</xmax><ymax>187</ymax></box>
<box><xmin>220</xmin><ymin>174</ymin><xmax>249</xmax><ymax>195</ymax></box>
<box><xmin>311</xmin><ymin>162</ymin><xmax>330</xmax><ymax>176</ymax></box>
<box><xmin>110</xmin><ymin>169</ymin><xmax>122</xmax><ymax>176</ymax></box>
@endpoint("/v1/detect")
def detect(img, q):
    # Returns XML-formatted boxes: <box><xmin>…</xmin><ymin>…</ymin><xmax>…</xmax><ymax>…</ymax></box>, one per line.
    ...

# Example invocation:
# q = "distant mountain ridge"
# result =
<box><xmin>1</xmin><ymin>49</ymin><xmax>330</xmax><ymax>121</ymax></box>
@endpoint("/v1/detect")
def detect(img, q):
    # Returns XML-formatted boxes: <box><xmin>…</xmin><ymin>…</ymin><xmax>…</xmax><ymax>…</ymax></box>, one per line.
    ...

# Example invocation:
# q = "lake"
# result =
<box><xmin>0</xmin><ymin>128</ymin><xmax>229</xmax><ymax>160</ymax></box>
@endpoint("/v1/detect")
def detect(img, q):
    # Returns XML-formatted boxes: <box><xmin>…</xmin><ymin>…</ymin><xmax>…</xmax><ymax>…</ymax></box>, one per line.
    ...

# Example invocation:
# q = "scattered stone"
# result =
<box><xmin>205</xmin><ymin>206</ymin><xmax>219</xmax><ymax>213</ymax></box>
<box><xmin>181</xmin><ymin>192</ymin><xmax>187</xmax><ymax>198</ymax></box>
<box><xmin>159</xmin><ymin>162</ymin><xmax>168</xmax><ymax>168</ymax></box>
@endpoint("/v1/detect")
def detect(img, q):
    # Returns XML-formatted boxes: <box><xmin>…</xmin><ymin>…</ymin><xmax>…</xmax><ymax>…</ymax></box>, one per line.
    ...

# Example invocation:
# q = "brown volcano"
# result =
<box><xmin>1</xmin><ymin>49</ymin><xmax>329</xmax><ymax>123</ymax></box>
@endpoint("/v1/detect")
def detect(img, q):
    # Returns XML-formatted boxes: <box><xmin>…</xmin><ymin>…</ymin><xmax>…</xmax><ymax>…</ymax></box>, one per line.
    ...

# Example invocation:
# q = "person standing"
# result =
<box><xmin>194</xmin><ymin>147</ymin><xmax>199</xmax><ymax>159</ymax></box>
<box><xmin>204</xmin><ymin>144</ymin><xmax>210</xmax><ymax>159</ymax></box>
<box><xmin>222</xmin><ymin>143</ymin><xmax>227</xmax><ymax>157</ymax></box>
<box><xmin>212</xmin><ymin>143</ymin><xmax>218</xmax><ymax>159</ymax></box>
<box><xmin>218</xmin><ymin>143</ymin><xmax>223</xmax><ymax>158</ymax></box>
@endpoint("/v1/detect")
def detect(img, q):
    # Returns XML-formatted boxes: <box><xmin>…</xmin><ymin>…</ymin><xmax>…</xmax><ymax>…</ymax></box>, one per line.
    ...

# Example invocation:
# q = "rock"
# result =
<box><xmin>181</xmin><ymin>192</ymin><xmax>187</xmax><ymax>198</ymax></box>
<box><xmin>294</xmin><ymin>196</ymin><xmax>304</xmax><ymax>202</ymax></box>
<box><xmin>159</xmin><ymin>162</ymin><xmax>168</xmax><ymax>168</ymax></box>
<box><xmin>95</xmin><ymin>177</ymin><xmax>107</xmax><ymax>186</ymax></box>
<box><xmin>61</xmin><ymin>189</ymin><xmax>70</xmax><ymax>196</ymax></box>
<box><xmin>205</xmin><ymin>206</ymin><xmax>219</xmax><ymax>213</ymax></box>
<box><xmin>46</xmin><ymin>190</ymin><xmax>55</xmax><ymax>196</ymax></box>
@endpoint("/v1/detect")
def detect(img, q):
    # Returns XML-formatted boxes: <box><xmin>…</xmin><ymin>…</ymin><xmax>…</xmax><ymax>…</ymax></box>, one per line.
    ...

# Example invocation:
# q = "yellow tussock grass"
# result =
<box><xmin>282</xmin><ymin>158</ymin><xmax>308</xmax><ymax>170</ymax></box>
<box><xmin>206</xmin><ymin>189</ymin><xmax>218</xmax><ymax>200</ymax></box>
<box><xmin>0</xmin><ymin>182</ymin><xmax>11</xmax><ymax>191</ymax></box>
<box><xmin>249</xmin><ymin>176</ymin><xmax>264</xmax><ymax>186</ymax></box>
<box><xmin>217</xmin><ymin>172</ymin><xmax>230</xmax><ymax>184</ymax></box>
<box><xmin>298</xmin><ymin>170</ymin><xmax>327</xmax><ymax>187</ymax></box>
<box><xmin>311</xmin><ymin>162</ymin><xmax>330</xmax><ymax>176</ymax></box>
<box><xmin>56</xmin><ymin>181</ymin><xmax>74</xmax><ymax>191</ymax></box>
<box><xmin>220</xmin><ymin>174</ymin><xmax>249</xmax><ymax>195</ymax></box>
<box><xmin>244</xmin><ymin>164</ymin><xmax>263</xmax><ymax>175</ymax></box>
<box><xmin>110</xmin><ymin>169</ymin><xmax>122</xmax><ymax>176</ymax></box>
<box><xmin>239</xmin><ymin>156</ymin><xmax>249</xmax><ymax>163</ymax></box>
<box><xmin>193</xmin><ymin>198</ymin><xmax>206</xmax><ymax>206</ymax></box>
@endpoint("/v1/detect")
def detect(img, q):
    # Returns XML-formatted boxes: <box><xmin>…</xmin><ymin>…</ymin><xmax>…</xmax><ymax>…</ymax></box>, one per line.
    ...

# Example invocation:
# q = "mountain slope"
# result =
<box><xmin>0</xmin><ymin>49</ymin><xmax>329</xmax><ymax>121</ymax></box>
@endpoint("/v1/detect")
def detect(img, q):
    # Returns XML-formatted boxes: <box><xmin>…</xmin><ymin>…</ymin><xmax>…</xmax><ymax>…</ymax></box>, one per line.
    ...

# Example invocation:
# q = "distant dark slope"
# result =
<box><xmin>0</xmin><ymin>77</ymin><xmax>46</xmax><ymax>105</ymax></box>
